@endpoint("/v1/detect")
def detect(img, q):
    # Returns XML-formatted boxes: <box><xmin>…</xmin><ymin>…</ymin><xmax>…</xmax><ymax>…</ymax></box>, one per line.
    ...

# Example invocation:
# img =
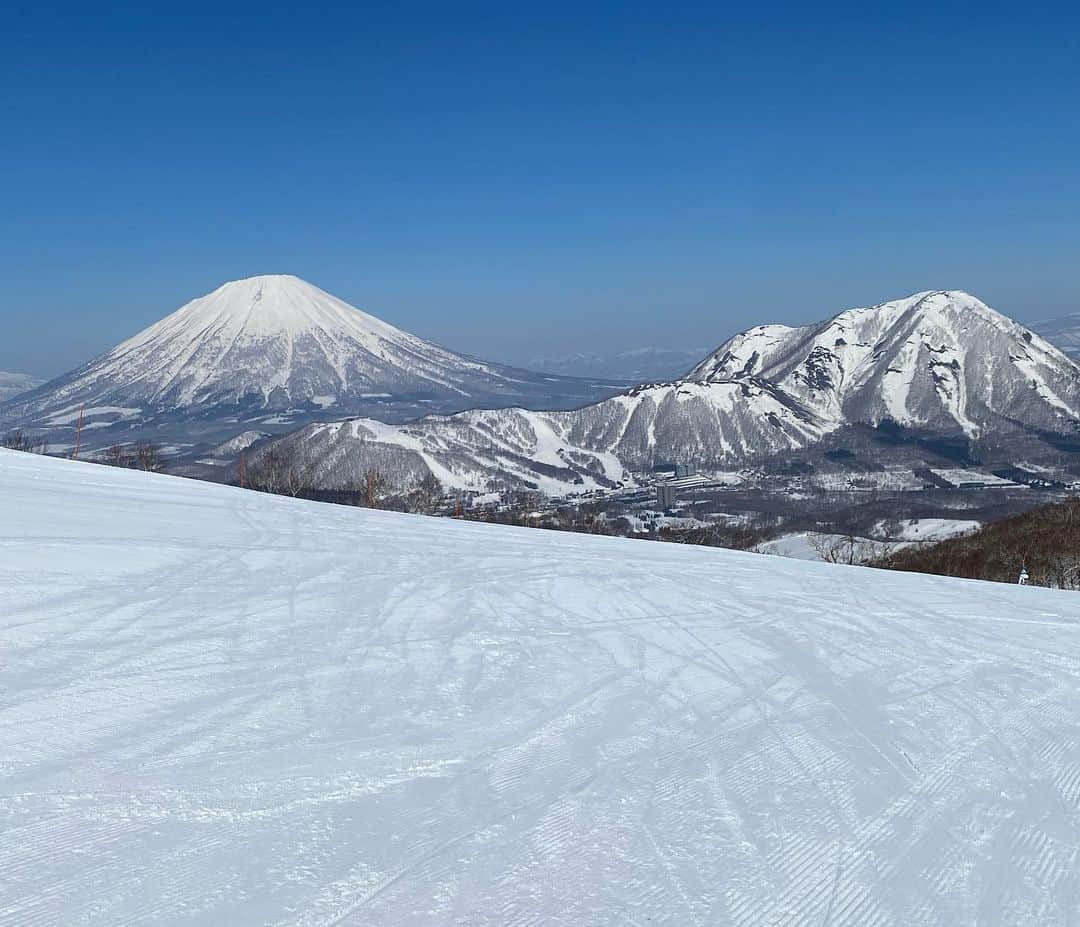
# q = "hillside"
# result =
<box><xmin>0</xmin><ymin>275</ymin><xmax>623</xmax><ymax>456</ymax></box>
<box><xmin>260</xmin><ymin>289</ymin><xmax>1080</xmax><ymax>495</ymax></box>
<box><xmin>4</xmin><ymin>448</ymin><xmax>1080</xmax><ymax>923</ymax></box>
<box><xmin>267</xmin><ymin>376</ymin><xmax>824</xmax><ymax>495</ymax></box>
<box><xmin>879</xmin><ymin>496</ymin><xmax>1080</xmax><ymax>587</ymax></box>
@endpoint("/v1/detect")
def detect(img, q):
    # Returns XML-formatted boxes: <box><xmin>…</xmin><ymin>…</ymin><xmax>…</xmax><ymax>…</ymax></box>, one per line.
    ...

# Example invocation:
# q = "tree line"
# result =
<box><xmin>240</xmin><ymin>445</ymin><xmax>444</xmax><ymax>514</ymax></box>
<box><xmin>2</xmin><ymin>430</ymin><xmax>166</xmax><ymax>473</ymax></box>
<box><xmin>876</xmin><ymin>497</ymin><xmax>1080</xmax><ymax>589</ymax></box>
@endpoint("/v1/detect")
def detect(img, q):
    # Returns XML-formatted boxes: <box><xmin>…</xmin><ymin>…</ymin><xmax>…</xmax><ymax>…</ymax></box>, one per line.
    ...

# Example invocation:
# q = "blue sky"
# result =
<box><xmin>2</xmin><ymin>2</ymin><xmax>1079</xmax><ymax>376</ymax></box>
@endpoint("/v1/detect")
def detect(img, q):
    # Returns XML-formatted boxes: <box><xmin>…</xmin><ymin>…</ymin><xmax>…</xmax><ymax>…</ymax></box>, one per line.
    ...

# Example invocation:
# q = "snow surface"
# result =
<box><xmin>45</xmin><ymin>405</ymin><xmax>141</xmax><ymax>425</ymax></box>
<box><xmin>88</xmin><ymin>275</ymin><xmax>493</xmax><ymax>407</ymax></box>
<box><xmin>883</xmin><ymin>518</ymin><xmax>982</xmax><ymax>542</ymax></box>
<box><xmin>753</xmin><ymin>532</ymin><xmax>867</xmax><ymax>562</ymax></box>
<box><xmin>755</xmin><ymin>520</ymin><xmax>981</xmax><ymax>562</ymax></box>
<box><xmin>208</xmin><ymin>429</ymin><xmax>270</xmax><ymax>459</ymax></box>
<box><xmin>4</xmin><ymin>449</ymin><xmax>1080</xmax><ymax>924</ymax></box>
<box><xmin>930</xmin><ymin>469</ymin><xmax>1018</xmax><ymax>488</ymax></box>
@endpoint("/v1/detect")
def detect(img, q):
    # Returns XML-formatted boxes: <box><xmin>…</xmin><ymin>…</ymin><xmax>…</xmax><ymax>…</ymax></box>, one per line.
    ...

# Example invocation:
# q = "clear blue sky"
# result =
<box><xmin>3</xmin><ymin>1</ymin><xmax>1079</xmax><ymax>376</ymax></box>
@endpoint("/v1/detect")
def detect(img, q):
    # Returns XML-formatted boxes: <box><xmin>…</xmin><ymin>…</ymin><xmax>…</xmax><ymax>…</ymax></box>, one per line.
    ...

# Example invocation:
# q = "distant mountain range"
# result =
<box><xmin>0</xmin><ymin>276</ymin><xmax>625</xmax><ymax>454</ymax></box>
<box><xmin>7</xmin><ymin>281</ymin><xmax>1080</xmax><ymax>492</ymax></box>
<box><xmin>0</xmin><ymin>371</ymin><xmax>43</xmax><ymax>403</ymax></box>
<box><xmin>526</xmin><ymin>347</ymin><xmax>706</xmax><ymax>382</ymax></box>
<box><xmin>262</xmin><ymin>291</ymin><xmax>1080</xmax><ymax>495</ymax></box>
<box><xmin>1031</xmin><ymin>312</ymin><xmax>1080</xmax><ymax>358</ymax></box>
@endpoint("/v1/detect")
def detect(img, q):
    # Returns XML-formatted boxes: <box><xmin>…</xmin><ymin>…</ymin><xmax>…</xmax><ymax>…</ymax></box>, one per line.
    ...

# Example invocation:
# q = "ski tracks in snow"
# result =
<box><xmin>3</xmin><ymin>451</ymin><xmax>1080</xmax><ymax>923</ymax></box>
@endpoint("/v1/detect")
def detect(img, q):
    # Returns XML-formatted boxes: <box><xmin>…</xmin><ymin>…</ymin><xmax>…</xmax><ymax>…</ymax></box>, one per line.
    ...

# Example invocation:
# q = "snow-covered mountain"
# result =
<box><xmin>273</xmin><ymin>377</ymin><xmax>828</xmax><ymax>495</ymax></box>
<box><xmin>686</xmin><ymin>289</ymin><xmax>1079</xmax><ymax>438</ymax></box>
<box><xmin>6</xmin><ymin>448</ymin><xmax>1080</xmax><ymax>923</ymax></box>
<box><xmin>0</xmin><ymin>370</ymin><xmax>43</xmax><ymax>402</ymax></box>
<box><xmin>1031</xmin><ymin>310</ymin><xmax>1080</xmax><ymax>358</ymax></box>
<box><xmin>263</xmin><ymin>290</ymin><xmax>1080</xmax><ymax>494</ymax></box>
<box><xmin>0</xmin><ymin>275</ymin><xmax>623</xmax><ymax>452</ymax></box>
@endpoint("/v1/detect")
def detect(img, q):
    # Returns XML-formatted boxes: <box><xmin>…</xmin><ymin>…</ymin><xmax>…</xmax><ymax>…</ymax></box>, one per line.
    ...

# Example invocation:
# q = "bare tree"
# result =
<box><xmin>133</xmin><ymin>442</ymin><xmax>166</xmax><ymax>473</ymax></box>
<box><xmin>97</xmin><ymin>443</ymin><xmax>165</xmax><ymax>472</ymax></box>
<box><xmin>246</xmin><ymin>447</ymin><xmax>307</xmax><ymax>497</ymax></box>
<box><xmin>404</xmin><ymin>472</ymin><xmax>443</xmax><ymax>514</ymax></box>
<box><xmin>102</xmin><ymin>444</ymin><xmax>134</xmax><ymax>468</ymax></box>
<box><xmin>2</xmin><ymin>430</ymin><xmax>48</xmax><ymax>454</ymax></box>
<box><xmin>247</xmin><ymin>448</ymin><xmax>278</xmax><ymax>494</ymax></box>
<box><xmin>282</xmin><ymin>461</ymin><xmax>308</xmax><ymax>496</ymax></box>
<box><xmin>247</xmin><ymin>447</ymin><xmax>287</xmax><ymax>495</ymax></box>
<box><xmin>877</xmin><ymin>517</ymin><xmax>905</xmax><ymax>542</ymax></box>
<box><xmin>810</xmin><ymin>532</ymin><xmax>889</xmax><ymax>566</ymax></box>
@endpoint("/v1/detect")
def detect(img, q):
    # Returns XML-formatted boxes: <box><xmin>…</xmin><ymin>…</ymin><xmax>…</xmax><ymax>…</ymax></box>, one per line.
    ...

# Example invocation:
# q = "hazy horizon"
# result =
<box><xmin>4</xmin><ymin>274</ymin><xmax>1075</xmax><ymax>381</ymax></box>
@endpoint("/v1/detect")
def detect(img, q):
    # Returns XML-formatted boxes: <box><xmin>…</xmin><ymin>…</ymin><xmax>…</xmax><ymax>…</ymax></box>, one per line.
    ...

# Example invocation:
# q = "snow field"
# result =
<box><xmin>2</xmin><ymin>449</ymin><xmax>1080</xmax><ymax>924</ymax></box>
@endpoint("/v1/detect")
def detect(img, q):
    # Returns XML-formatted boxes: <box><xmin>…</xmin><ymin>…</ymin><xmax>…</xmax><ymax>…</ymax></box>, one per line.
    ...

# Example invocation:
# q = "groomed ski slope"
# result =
<box><xmin>2</xmin><ymin>449</ymin><xmax>1080</xmax><ymax>925</ymax></box>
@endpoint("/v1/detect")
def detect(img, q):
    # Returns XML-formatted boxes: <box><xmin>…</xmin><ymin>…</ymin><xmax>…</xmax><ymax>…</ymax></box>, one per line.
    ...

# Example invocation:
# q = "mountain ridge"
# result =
<box><xmin>259</xmin><ymin>290</ymin><xmax>1080</xmax><ymax>495</ymax></box>
<box><xmin>688</xmin><ymin>289</ymin><xmax>1078</xmax><ymax>436</ymax></box>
